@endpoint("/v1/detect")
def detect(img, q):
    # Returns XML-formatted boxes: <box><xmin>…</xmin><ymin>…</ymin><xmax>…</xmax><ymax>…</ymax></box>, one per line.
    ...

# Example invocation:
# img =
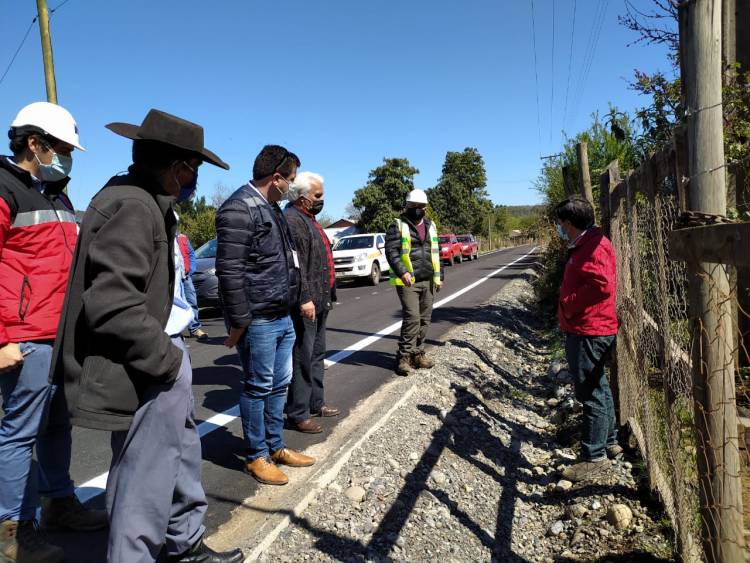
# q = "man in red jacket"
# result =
<box><xmin>0</xmin><ymin>103</ymin><xmax>106</xmax><ymax>563</ymax></box>
<box><xmin>554</xmin><ymin>197</ymin><xmax>620</xmax><ymax>482</ymax></box>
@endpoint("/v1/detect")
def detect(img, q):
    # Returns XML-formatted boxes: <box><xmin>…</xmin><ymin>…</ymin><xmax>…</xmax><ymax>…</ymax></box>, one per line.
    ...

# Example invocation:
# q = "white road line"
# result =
<box><xmin>75</xmin><ymin>246</ymin><xmax>537</xmax><ymax>503</ymax></box>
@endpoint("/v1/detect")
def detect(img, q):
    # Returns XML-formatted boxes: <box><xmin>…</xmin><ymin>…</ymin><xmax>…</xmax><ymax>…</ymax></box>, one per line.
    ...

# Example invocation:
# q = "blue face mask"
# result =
<box><xmin>555</xmin><ymin>223</ymin><xmax>569</xmax><ymax>241</ymax></box>
<box><xmin>36</xmin><ymin>151</ymin><xmax>72</xmax><ymax>182</ymax></box>
<box><xmin>176</xmin><ymin>162</ymin><xmax>198</xmax><ymax>203</ymax></box>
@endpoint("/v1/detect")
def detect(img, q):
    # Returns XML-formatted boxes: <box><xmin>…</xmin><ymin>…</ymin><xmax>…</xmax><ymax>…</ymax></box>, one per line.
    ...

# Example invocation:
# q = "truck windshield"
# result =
<box><xmin>333</xmin><ymin>236</ymin><xmax>374</xmax><ymax>250</ymax></box>
<box><xmin>456</xmin><ymin>236</ymin><xmax>471</xmax><ymax>242</ymax></box>
<box><xmin>438</xmin><ymin>236</ymin><xmax>451</xmax><ymax>244</ymax></box>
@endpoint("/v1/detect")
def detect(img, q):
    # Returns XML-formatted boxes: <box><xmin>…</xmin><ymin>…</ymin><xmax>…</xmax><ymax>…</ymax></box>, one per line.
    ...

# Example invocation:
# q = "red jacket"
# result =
<box><xmin>0</xmin><ymin>157</ymin><xmax>78</xmax><ymax>345</ymax></box>
<box><xmin>177</xmin><ymin>233</ymin><xmax>191</xmax><ymax>275</ymax></box>
<box><xmin>558</xmin><ymin>227</ymin><xmax>618</xmax><ymax>336</ymax></box>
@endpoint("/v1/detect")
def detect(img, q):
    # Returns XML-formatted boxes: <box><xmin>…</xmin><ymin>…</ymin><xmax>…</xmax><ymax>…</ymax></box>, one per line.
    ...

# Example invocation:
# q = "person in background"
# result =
<box><xmin>555</xmin><ymin>196</ymin><xmax>621</xmax><ymax>483</ymax></box>
<box><xmin>178</xmin><ymin>231</ymin><xmax>208</xmax><ymax>341</ymax></box>
<box><xmin>0</xmin><ymin>102</ymin><xmax>107</xmax><ymax>563</ymax></box>
<box><xmin>50</xmin><ymin>109</ymin><xmax>242</xmax><ymax>563</ymax></box>
<box><xmin>216</xmin><ymin>145</ymin><xmax>314</xmax><ymax>486</ymax></box>
<box><xmin>384</xmin><ymin>189</ymin><xmax>443</xmax><ymax>376</ymax></box>
<box><xmin>284</xmin><ymin>172</ymin><xmax>339</xmax><ymax>434</ymax></box>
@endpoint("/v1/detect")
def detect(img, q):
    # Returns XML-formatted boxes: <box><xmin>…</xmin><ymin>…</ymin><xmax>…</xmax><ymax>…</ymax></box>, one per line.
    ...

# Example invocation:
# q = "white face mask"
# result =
<box><xmin>35</xmin><ymin>150</ymin><xmax>72</xmax><ymax>181</ymax></box>
<box><xmin>274</xmin><ymin>176</ymin><xmax>292</xmax><ymax>200</ymax></box>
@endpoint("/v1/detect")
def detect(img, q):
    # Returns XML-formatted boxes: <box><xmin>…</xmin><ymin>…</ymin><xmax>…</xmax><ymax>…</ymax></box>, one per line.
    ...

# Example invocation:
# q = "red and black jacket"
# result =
<box><xmin>0</xmin><ymin>156</ymin><xmax>77</xmax><ymax>345</ymax></box>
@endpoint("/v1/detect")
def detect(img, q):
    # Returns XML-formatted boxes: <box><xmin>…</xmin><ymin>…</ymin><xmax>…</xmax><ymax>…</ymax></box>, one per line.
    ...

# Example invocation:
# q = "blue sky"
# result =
<box><xmin>0</xmin><ymin>0</ymin><xmax>675</xmax><ymax>219</ymax></box>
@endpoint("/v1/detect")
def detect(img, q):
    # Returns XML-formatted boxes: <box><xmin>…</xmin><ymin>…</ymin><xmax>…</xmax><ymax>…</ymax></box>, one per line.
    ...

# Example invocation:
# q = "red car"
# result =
<box><xmin>439</xmin><ymin>234</ymin><xmax>463</xmax><ymax>265</ymax></box>
<box><xmin>457</xmin><ymin>234</ymin><xmax>479</xmax><ymax>260</ymax></box>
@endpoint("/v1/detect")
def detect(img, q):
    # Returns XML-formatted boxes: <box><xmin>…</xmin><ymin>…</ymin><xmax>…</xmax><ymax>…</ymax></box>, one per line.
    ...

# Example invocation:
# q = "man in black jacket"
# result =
<box><xmin>284</xmin><ymin>172</ymin><xmax>339</xmax><ymax>434</ymax></box>
<box><xmin>385</xmin><ymin>189</ymin><xmax>443</xmax><ymax>376</ymax></box>
<box><xmin>216</xmin><ymin>145</ymin><xmax>314</xmax><ymax>486</ymax></box>
<box><xmin>51</xmin><ymin>110</ymin><xmax>242</xmax><ymax>563</ymax></box>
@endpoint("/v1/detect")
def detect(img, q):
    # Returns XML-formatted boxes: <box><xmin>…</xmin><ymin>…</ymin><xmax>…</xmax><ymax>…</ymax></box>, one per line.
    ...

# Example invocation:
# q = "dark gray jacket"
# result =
<box><xmin>50</xmin><ymin>168</ymin><xmax>181</xmax><ymax>431</ymax></box>
<box><xmin>284</xmin><ymin>205</ymin><xmax>336</xmax><ymax>314</ymax></box>
<box><xmin>215</xmin><ymin>183</ymin><xmax>300</xmax><ymax>329</ymax></box>
<box><xmin>385</xmin><ymin>215</ymin><xmax>442</xmax><ymax>283</ymax></box>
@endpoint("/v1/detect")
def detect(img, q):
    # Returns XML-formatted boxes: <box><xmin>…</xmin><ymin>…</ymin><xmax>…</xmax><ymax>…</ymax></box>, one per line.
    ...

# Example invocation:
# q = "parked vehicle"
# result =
<box><xmin>192</xmin><ymin>238</ymin><xmax>220</xmax><ymax>307</ymax></box>
<box><xmin>439</xmin><ymin>233</ymin><xmax>463</xmax><ymax>265</ymax></box>
<box><xmin>332</xmin><ymin>233</ymin><xmax>390</xmax><ymax>285</ymax></box>
<box><xmin>456</xmin><ymin>234</ymin><xmax>479</xmax><ymax>260</ymax></box>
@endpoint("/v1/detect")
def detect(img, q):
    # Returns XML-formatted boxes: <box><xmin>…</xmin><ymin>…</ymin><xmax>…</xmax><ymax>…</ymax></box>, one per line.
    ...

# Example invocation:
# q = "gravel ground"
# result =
<box><xmin>258</xmin><ymin>271</ymin><xmax>676</xmax><ymax>563</ymax></box>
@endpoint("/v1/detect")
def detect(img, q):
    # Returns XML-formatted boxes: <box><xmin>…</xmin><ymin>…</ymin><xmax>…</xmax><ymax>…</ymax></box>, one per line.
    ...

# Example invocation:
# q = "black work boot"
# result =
<box><xmin>40</xmin><ymin>495</ymin><xmax>108</xmax><ymax>532</ymax></box>
<box><xmin>170</xmin><ymin>538</ymin><xmax>244</xmax><ymax>562</ymax></box>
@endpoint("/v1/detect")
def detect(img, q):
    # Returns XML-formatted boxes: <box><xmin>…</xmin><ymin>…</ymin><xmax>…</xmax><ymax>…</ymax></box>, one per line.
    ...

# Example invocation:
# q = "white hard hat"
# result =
<box><xmin>10</xmin><ymin>102</ymin><xmax>85</xmax><ymax>151</ymax></box>
<box><xmin>406</xmin><ymin>189</ymin><xmax>428</xmax><ymax>205</ymax></box>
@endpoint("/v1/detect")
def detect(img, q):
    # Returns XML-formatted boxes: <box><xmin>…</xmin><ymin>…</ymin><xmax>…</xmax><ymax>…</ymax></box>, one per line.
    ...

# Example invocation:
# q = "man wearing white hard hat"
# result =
<box><xmin>0</xmin><ymin>102</ymin><xmax>107</xmax><ymax>563</ymax></box>
<box><xmin>385</xmin><ymin>189</ymin><xmax>443</xmax><ymax>376</ymax></box>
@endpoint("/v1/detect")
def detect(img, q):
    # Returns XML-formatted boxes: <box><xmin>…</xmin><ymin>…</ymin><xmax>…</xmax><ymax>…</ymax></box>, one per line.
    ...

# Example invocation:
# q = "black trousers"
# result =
<box><xmin>286</xmin><ymin>309</ymin><xmax>328</xmax><ymax>423</ymax></box>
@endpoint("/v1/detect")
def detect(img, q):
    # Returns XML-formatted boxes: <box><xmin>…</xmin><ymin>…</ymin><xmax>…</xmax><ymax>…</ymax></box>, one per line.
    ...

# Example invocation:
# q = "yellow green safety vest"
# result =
<box><xmin>389</xmin><ymin>219</ymin><xmax>441</xmax><ymax>286</ymax></box>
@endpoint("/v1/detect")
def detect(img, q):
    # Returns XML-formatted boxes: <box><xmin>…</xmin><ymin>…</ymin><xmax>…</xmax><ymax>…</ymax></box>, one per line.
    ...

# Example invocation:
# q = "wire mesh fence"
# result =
<box><xmin>601</xmin><ymin>134</ymin><xmax>749</xmax><ymax>561</ymax></box>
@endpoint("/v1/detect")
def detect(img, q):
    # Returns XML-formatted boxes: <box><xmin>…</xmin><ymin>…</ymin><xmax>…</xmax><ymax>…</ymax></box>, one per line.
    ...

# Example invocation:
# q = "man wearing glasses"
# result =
<box><xmin>216</xmin><ymin>145</ymin><xmax>315</xmax><ymax>485</ymax></box>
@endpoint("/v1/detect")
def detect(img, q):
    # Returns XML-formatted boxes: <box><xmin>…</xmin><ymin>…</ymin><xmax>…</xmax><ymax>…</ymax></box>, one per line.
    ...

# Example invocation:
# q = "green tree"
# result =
<box><xmin>175</xmin><ymin>194</ymin><xmax>211</xmax><ymax>220</ymax></box>
<box><xmin>428</xmin><ymin>147</ymin><xmax>491</xmax><ymax>234</ymax></box>
<box><xmin>352</xmin><ymin>158</ymin><xmax>419</xmax><ymax>233</ymax></box>
<box><xmin>181</xmin><ymin>207</ymin><xmax>217</xmax><ymax>248</ymax></box>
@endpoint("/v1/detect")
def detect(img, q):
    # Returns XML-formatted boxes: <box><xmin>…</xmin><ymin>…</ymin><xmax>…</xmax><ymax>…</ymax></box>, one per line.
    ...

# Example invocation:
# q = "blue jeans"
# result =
<box><xmin>182</xmin><ymin>275</ymin><xmax>201</xmax><ymax>334</ymax></box>
<box><xmin>236</xmin><ymin>315</ymin><xmax>295</xmax><ymax>461</ymax></box>
<box><xmin>565</xmin><ymin>333</ymin><xmax>618</xmax><ymax>461</ymax></box>
<box><xmin>0</xmin><ymin>341</ymin><xmax>74</xmax><ymax>521</ymax></box>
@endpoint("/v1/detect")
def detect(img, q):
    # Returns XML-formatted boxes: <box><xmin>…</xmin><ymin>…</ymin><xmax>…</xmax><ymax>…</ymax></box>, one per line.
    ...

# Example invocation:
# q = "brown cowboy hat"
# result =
<box><xmin>106</xmin><ymin>109</ymin><xmax>229</xmax><ymax>170</ymax></box>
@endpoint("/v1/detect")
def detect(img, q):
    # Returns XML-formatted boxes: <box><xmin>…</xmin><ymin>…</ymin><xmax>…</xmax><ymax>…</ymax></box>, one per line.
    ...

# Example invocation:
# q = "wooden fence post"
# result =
<box><xmin>682</xmin><ymin>1</ymin><xmax>744</xmax><ymax>560</ymax></box>
<box><xmin>562</xmin><ymin>165</ymin><xmax>574</xmax><ymax>197</ymax></box>
<box><xmin>576</xmin><ymin>142</ymin><xmax>594</xmax><ymax>205</ymax></box>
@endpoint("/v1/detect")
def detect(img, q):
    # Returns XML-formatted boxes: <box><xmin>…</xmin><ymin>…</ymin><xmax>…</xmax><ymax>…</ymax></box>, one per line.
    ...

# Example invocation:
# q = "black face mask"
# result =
<box><xmin>309</xmin><ymin>199</ymin><xmax>325</xmax><ymax>215</ymax></box>
<box><xmin>406</xmin><ymin>207</ymin><xmax>425</xmax><ymax>222</ymax></box>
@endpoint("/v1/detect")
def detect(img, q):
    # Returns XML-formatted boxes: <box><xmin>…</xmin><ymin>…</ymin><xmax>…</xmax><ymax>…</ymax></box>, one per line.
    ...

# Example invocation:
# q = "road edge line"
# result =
<box><xmin>243</xmin><ymin>382</ymin><xmax>418</xmax><ymax>561</ymax></box>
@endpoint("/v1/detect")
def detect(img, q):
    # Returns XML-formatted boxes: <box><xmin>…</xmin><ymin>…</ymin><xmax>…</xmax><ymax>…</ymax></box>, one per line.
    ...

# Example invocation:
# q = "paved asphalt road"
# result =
<box><xmin>39</xmin><ymin>244</ymin><xmax>537</xmax><ymax>561</ymax></box>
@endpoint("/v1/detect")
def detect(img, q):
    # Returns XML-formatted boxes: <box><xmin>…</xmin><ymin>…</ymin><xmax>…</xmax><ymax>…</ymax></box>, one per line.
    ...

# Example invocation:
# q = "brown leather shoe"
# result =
<box><xmin>289</xmin><ymin>418</ymin><xmax>323</xmax><ymax>434</ymax></box>
<box><xmin>412</xmin><ymin>352</ymin><xmax>434</xmax><ymax>369</ymax></box>
<box><xmin>270</xmin><ymin>448</ymin><xmax>315</xmax><ymax>467</ymax></box>
<box><xmin>311</xmin><ymin>405</ymin><xmax>340</xmax><ymax>417</ymax></box>
<box><xmin>395</xmin><ymin>355</ymin><xmax>413</xmax><ymax>376</ymax></box>
<box><xmin>244</xmin><ymin>457</ymin><xmax>288</xmax><ymax>485</ymax></box>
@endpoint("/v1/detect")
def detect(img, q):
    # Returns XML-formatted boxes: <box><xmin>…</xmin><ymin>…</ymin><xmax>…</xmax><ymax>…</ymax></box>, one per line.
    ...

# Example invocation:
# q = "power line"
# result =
<box><xmin>579</xmin><ymin>1</ymin><xmax>609</xmax><ymax>111</ymax></box>
<box><xmin>50</xmin><ymin>0</ymin><xmax>73</xmax><ymax>14</ymax></box>
<box><xmin>0</xmin><ymin>1</ymin><xmax>72</xmax><ymax>90</ymax></box>
<box><xmin>562</xmin><ymin>0</ymin><xmax>577</xmax><ymax>131</ymax></box>
<box><xmin>549</xmin><ymin>0</ymin><xmax>556</xmax><ymax>143</ymax></box>
<box><xmin>530</xmin><ymin>0</ymin><xmax>542</xmax><ymax>157</ymax></box>
<box><xmin>0</xmin><ymin>17</ymin><xmax>38</xmax><ymax>88</ymax></box>
<box><xmin>570</xmin><ymin>0</ymin><xmax>609</xmax><ymax>124</ymax></box>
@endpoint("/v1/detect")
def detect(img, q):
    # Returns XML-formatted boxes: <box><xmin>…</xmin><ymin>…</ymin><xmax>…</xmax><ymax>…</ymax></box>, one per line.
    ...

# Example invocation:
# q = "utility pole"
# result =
<box><xmin>681</xmin><ymin>1</ymin><xmax>744</xmax><ymax>561</ymax></box>
<box><xmin>36</xmin><ymin>0</ymin><xmax>57</xmax><ymax>103</ymax></box>
<box><xmin>576</xmin><ymin>142</ymin><xmax>594</xmax><ymax>205</ymax></box>
<box><xmin>487</xmin><ymin>213</ymin><xmax>492</xmax><ymax>251</ymax></box>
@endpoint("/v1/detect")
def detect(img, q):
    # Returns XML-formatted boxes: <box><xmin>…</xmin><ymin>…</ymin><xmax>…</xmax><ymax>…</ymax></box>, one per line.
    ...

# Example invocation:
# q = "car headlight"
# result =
<box><xmin>355</xmin><ymin>253</ymin><xmax>368</xmax><ymax>262</ymax></box>
<box><xmin>205</xmin><ymin>267</ymin><xmax>216</xmax><ymax>275</ymax></box>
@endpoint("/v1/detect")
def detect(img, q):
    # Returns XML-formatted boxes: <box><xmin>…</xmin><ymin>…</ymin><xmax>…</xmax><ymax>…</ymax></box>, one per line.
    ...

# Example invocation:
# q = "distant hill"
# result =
<box><xmin>500</xmin><ymin>205</ymin><xmax>544</xmax><ymax>218</ymax></box>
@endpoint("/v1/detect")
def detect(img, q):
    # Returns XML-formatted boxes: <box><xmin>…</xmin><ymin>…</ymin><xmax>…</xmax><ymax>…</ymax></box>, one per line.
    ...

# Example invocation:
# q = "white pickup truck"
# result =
<box><xmin>332</xmin><ymin>233</ymin><xmax>390</xmax><ymax>286</ymax></box>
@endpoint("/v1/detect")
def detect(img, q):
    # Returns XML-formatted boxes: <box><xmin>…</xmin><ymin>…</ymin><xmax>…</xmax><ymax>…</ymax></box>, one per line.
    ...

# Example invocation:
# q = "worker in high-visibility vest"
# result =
<box><xmin>385</xmin><ymin>189</ymin><xmax>443</xmax><ymax>376</ymax></box>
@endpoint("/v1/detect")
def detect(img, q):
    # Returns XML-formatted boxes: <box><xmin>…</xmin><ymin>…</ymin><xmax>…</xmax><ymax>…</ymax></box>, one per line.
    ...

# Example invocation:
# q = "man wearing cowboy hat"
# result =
<box><xmin>51</xmin><ymin>110</ymin><xmax>243</xmax><ymax>563</ymax></box>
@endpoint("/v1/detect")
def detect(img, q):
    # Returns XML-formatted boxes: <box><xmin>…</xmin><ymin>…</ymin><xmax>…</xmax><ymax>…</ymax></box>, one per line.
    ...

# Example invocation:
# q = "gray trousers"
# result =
<box><xmin>106</xmin><ymin>337</ymin><xmax>206</xmax><ymax>563</ymax></box>
<box><xmin>396</xmin><ymin>280</ymin><xmax>435</xmax><ymax>356</ymax></box>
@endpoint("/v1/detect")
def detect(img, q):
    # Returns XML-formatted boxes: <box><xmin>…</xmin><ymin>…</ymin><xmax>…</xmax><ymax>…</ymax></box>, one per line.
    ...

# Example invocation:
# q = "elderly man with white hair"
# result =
<box><xmin>283</xmin><ymin>172</ymin><xmax>340</xmax><ymax>433</ymax></box>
